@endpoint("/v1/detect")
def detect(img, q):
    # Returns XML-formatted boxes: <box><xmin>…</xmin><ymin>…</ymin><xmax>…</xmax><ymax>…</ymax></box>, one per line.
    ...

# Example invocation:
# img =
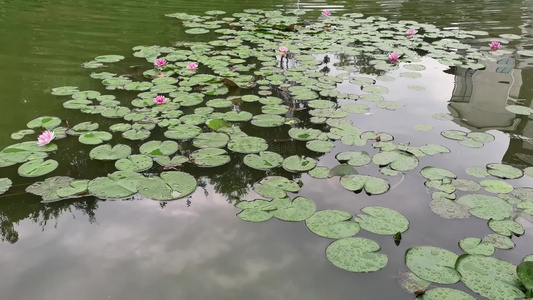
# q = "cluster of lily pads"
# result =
<box><xmin>0</xmin><ymin>8</ymin><xmax>532</xmax><ymax>300</ymax></box>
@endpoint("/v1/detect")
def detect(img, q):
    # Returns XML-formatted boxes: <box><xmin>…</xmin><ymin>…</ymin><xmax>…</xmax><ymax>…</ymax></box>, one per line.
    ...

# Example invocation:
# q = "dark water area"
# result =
<box><xmin>0</xmin><ymin>0</ymin><xmax>533</xmax><ymax>299</ymax></box>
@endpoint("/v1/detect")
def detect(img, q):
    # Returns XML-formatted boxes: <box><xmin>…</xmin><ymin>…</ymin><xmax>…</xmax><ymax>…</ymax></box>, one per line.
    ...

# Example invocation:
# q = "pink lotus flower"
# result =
<box><xmin>154</xmin><ymin>58</ymin><xmax>167</xmax><ymax>68</ymax></box>
<box><xmin>389</xmin><ymin>52</ymin><xmax>400</xmax><ymax>62</ymax></box>
<box><xmin>407</xmin><ymin>28</ymin><xmax>416</xmax><ymax>36</ymax></box>
<box><xmin>322</xmin><ymin>10</ymin><xmax>331</xmax><ymax>16</ymax></box>
<box><xmin>187</xmin><ymin>63</ymin><xmax>198</xmax><ymax>70</ymax></box>
<box><xmin>279</xmin><ymin>46</ymin><xmax>288</xmax><ymax>53</ymax></box>
<box><xmin>153</xmin><ymin>95</ymin><xmax>166</xmax><ymax>104</ymax></box>
<box><xmin>37</xmin><ymin>130</ymin><xmax>55</xmax><ymax>146</ymax></box>
<box><xmin>490</xmin><ymin>41</ymin><xmax>501</xmax><ymax>50</ymax></box>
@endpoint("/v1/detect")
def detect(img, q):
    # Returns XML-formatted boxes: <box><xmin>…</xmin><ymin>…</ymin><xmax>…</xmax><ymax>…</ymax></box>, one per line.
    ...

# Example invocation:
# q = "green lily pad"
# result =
<box><xmin>336</xmin><ymin>151</ymin><xmax>371</xmax><ymax>166</ymax></box>
<box><xmin>26</xmin><ymin>176</ymin><xmax>78</xmax><ymax>201</ymax></box>
<box><xmin>253</xmin><ymin>176</ymin><xmax>300</xmax><ymax>199</ymax></box>
<box><xmin>164</xmin><ymin>124</ymin><xmax>202</xmax><ymax>140</ymax></box>
<box><xmin>190</xmin><ymin>148</ymin><xmax>230</xmax><ymax>167</ymax></box>
<box><xmin>305</xmin><ymin>210</ymin><xmax>360</xmax><ymax>239</ymax></box>
<box><xmin>486</xmin><ymin>163</ymin><xmax>523</xmax><ymax>179</ymax></box>
<box><xmin>466</xmin><ymin>167</ymin><xmax>489</xmax><ymax>178</ymax></box>
<box><xmin>372</xmin><ymin>150</ymin><xmax>419</xmax><ymax>172</ymax></box>
<box><xmin>484</xmin><ymin>233</ymin><xmax>515</xmax><ymax>249</ymax></box>
<box><xmin>326</xmin><ymin>237</ymin><xmax>388</xmax><ymax>272</ymax></box>
<box><xmin>140</xmin><ymin>141</ymin><xmax>179</xmax><ymax>156</ymax></box>
<box><xmin>228</xmin><ymin>136</ymin><xmax>268</xmax><ymax>153</ymax></box>
<box><xmin>236</xmin><ymin>199</ymin><xmax>276</xmax><ymax>222</ymax></box>
<box><xmin>272</xmin><ymin>196</ymin><xmax>315</xmax><ymax>221</ymax></box>
<box><xmin>340</xmin><ymin>174</ymin><xmax>389</xmax><ymax>195</ymax></box>
<box><xmin>90</xmin><ymin>144</ymin><xmax>132</xmax><ymax>160</ymax></box>
<box><xmin>0</xmin><ymin>178</ymin><xmax>12</xmax><ymax>195</ymax></box>
<box><xmin>115</xmin><ymin>155</ymin><xmax>153</xmax><ymax>172</ymax></box>
<box><xmin>459</xmin><ymin>237</ymin><xmax>495</xmax><ymax>256</ymax></box>
<box><xmin>18</xmin><ymin>159</ymin><xmax>58</xmax><ymax>177</ymax></box>
<box><xmin>11</xmin><ymin>129</ymin><xmax>35</xmax><ymax>140</ymax></box>
<box><xmin>456</xmin><ymin>255</ymin><xmax>524</xmax><ymax>300</ymax></box>
<box><xmin>517</xmin><ymin>261</ymin><xmax>533</xmax><ymax>291</ymax></box>
<box><xmin>309</xmin><ymin>166</ymin><xmax>329</xmax><ymax>179</ymax></box>
<box><xmin>306</xmin><ymin>140</ymin><xmax>334</xmax><ymax>153</ymax></box>
<box><xmin>415</xmin><ymin>125</ymin><xmax>432</xmax><ymax>131</ymax></box>
<box><xmin>457</xmin><ymin>194</ymin><xmax>513</xmax><ymax>220</ymax></box>
<box><xmin>78</xmin><ymin>131</ymin><xmax>113</xmax><ymax>145</ymax></box>
<box><xmin>288</xmin><ymin>128</ymin><xmax>323</xmax><ymax>141</ymax></box>
<box><xmin>451</xmin><ymin>179</ymin><xmax>481</xmax><ymax>192</ymax></box>
<box><xmin>243</xmin><ymin>151</ymin><xmax>283</xmax><ymax>170</ymax></box>
<box><xmin>27</xmin><ymin>116</ymin><xmax>61</xmax><ymax>129</ymax></box>
<box><xmin>355</xmin><ymin>206</ymin><xmax>409</xmax><ymax>235</ymax></box>
<box><xmin>51</xmin><ymin>86</ymin><xmax>79</xmax><ymax>96</ymax></box>
<box><xmin>282</xmin><ymin>155</ymin><xmax>317</xmax><ymax>172</ymax></box>
<box><xmin>88</xmin><ymin>171</ymin><xmax>144</xmax><ymax>199</ymax></box>
<box><xmin>488</xmin><ymin>219</ymin><xmax>524</xmax><ymax>237</ymax></box>
<box><xmin>328</xmin><ymin>164</ymin><xmax>358</xmax><ymax>177</ymax></box>
<box><xmin>405</xmin><ymin>246</ymin><xmax>461</xmax><ymax>284</ymax></box>
<box><xmin>420</xmin><ymin>166</ymin><xmax>457</xmax><ymax>180</ymax></box>
<box><xmin>480</xmin><ymin>179</ymin><xmax>514</xmax><ymax>194</ymax></box>
<box><xmin>137</xmin><ymin>171</ymin><xmax>196</xmax><ymax>200</ymax></box>
<box><xmin>192</xmin><ymin>132</ymin><xmax>230</xmax><ymax>148</ymax></box>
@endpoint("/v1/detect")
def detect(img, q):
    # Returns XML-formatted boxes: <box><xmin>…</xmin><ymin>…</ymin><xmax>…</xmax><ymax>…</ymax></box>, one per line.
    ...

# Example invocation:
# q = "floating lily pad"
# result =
<box><xmin>340</xmin><ymin>174</ymin><xmax>389</xmax><ymax>195</ymax></box>
<box><xmin>137</xmin><ymin>171</ymin><xmax>196</xmax><ymax>200</ymax></box>
<box><xmin>480</xmin><ymin>179</ymin><xmax>514</xmax><ymax>194</ymax></box>
<box><xmin>452</xmin><ymin>179</ymin><xmax>481</xmax><ymax>192</ymax></box>
<box><xmin>486</xmin><ymin>163</ymin><xmax>523</xmax><ymax>179</ymax></box>
<box><xmin>27</xmin><ymin>176</ymin><xmax>80</xmax><ymax>201</ymax></box>
<box><xmin>306</xmin><ymin>140</ymin><xmax>334</xmax><ymax>153</ymax></box>
<box><xmin>228</xmin><ymin>136</ymin><xmax>268</xmax><ymax>153</ymax></box>
<box><xmin>243</xmin><ymin>151</ymin><xmax>283</xmax><ymax>170</ymax></box>
<box><xmin>355</xmin><ymin>206</ymin><xmax>409</xmax><ymax>235</ymax></box>
<box><xmin>457</xmin><ymin>194</ymin><xmax>512</xmax><ymax>220</ymax></box>
<box><xmin>282</xmin><ymin>155</ymin><xmax>317</xmax><ymax>172</ymax></box>
<box><xmin>253</xmin><ymin>176</ymin><xmax>300</xmax><ymax>199</ymax></box>
<box><xmin>190</xmin><ymin>148</ymin><xmax>230</xmax><ymax>167</ymax></box>
<box><xmin>459</xmin><ymin>237</ymin><xmax>494</xmax><ymax>256</ymax></box>
<box><xmin>405</xmin><ymin>246</ymin><xmax>461</xmax><ymax>284</ymax></box>
<box><xmin>164</xmin><ymin>124</ymin><xmax>202</xmax><ymax>140</ymax></box>
<box><xmin>272</xmin><ymin>196</ymin><xmax>315</xmax><ymax>222</ymax></box>
<box><xmin>288</xmin><ymin>128</ymin><xmax>323</xmax><ymax>141</ymax></box>
<box><xmin>328</xmin><ymin>164</ymin><xmax>358</xmax><ymax>177</ymax></box>
<box><xmin>456</xmin><ymin>255</ymin><xmax>524</xmax><ymax>300</ymax></box>
<box><xmin>140</xmin><ymin>141</ymin><xmax>178</xmax><ymax>156</ymax></box>
<box><xmin>18</xmin><ymin>159</ymin><xmax>58</xmax><ymax>177</ymax></box>
<box><xmin>517</xmin><ymin>261</ymin><xmax>533</xmax><ymax>291</ymax></box>
<box><xmin>305</xmin><ymin>210</ymin><xmax>360</xmax><ymax>239</ymax></box>
<box><xmin>236</xmin><ymin>200</ymin><xmax>276</xmax><ymax>222</ymax></box>
<box><xmin>465</xmin><ymin>167</ymin><xmax>489</xmax><ymax>178</ymax></box>
<box><xmin>27</xmin><ymin>116</ymin><xmax>61</xmax><ymax>129</ymax></box>
<box><xmin>372</xmin><ymin>150</ymin><xmax>419</xmax><ymax>172</ymax></box>
<box><xmin>484</xmin><ymin>233</ymin><xmax>515</xmax><ymax>249</ymax></box>
<box><xmin>88</xmin><ymin>171</ymin><xmax>144</xmax><ymax>199</ymax></box>
<box><xmin>0</xmin><ymin>178</ymin><xmax>12</xmax><ymax>195</ymax></box>
<box><xmin>336</xmin><ymin>151</ymin><xmax>371</xmax><ymax>166</ymax></box>
<box><xmin>78</xmin><ymin>131</ymin><xmax>113</xmax><ymax>145</ymax></box>
<box><xmin>115</xmin><ymin>155</ymin><xmax>153</xmax><ymax>172</ymax></box>
<box><xmin>192</xmin><ymin>132</ymin><xmax>230</xmax><ymax>148</ymax></box>
<box><xmin>90</xmin><ymin>144</ymin><xmax>132</xmax><ymax>160</ymax></box>
<box><xmin>326</xmin><ymin>237</ymin><xmax>388</xmax><ymax>273</ymax></box>
<box><xmin>309</xmin><ymin>166</ymin><xmax>329</xmax><ymax>179</ymax></box>
<box><xmin>420</xmin><ymin>166</ymin><xmax>457</xmax><ymax>180</ymax></box>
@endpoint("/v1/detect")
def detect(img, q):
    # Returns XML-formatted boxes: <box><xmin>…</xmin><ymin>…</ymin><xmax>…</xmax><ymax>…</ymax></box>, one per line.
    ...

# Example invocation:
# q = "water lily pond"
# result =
<box><xmin>1</xmin><ymin>0</ymin><xmax>533</xmax><ymax>299</ymax></box>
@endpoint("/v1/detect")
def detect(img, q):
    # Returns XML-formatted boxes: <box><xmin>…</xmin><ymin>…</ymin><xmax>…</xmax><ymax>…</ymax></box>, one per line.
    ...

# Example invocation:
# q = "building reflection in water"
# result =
<box><xmin>448</xmin><ymin>57</ymin><xmax>533</xmax><ymax>167</ymax></box>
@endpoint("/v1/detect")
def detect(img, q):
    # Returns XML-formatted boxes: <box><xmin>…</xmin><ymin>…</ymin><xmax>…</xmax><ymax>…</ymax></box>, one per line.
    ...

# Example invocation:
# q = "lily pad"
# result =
<box><xmin>243</xmin><ymin>151</ymin><xmax>283</xmax><ymax>170</ymax></box>
<box><xmin>484</xmin><ymin>233</ymin><xmax>515</xmax><ymax>249</ymax></box>
<box><xmin>355</xmin><ymin>206</ymin><xmax>409</xmax><ymax>235</ymax></box>
<box><xmin>419</xmin><ymin>288</ymin><xmax>476</xmax><ymax>300</ymax></box>
<box><xmin>90</xmin><ymin>144</ymin><xmax>132</xmax><ymax>160</ymax></box>
<box><xmin>305</xmin><ymin>210</ymin><xmax>360</xmax><ymax>239</ymax></box>
<box><xmin>372</xmin><ymin>150</ymin><xmax>419</xmax><ymax>172</ymax></box>
<box><xmin>457</xmin><ymin>194</ymin><xmax>513</xmax><ymax>220</ymax></box>
<box><xmin>282</xmin><ymin>155</ymin><xmax>317</xmax><ymax>172</ymax></box>
<box><xmin>326</xmin><ymin>237</ymin><xmax>388</xmax><ymax>272</ymax></box>
<box><xmin>192</xmin><ymin>132</ymin><xmax>230</xmax><ymax>148</ymax></box>
<box><xmin>190</xmin><ymin>148</ymin><xmax>230</xmax><ymax>167</ymax></box>
<box><xmin>228</xmin><ymin>136</ymin><xmax>268</xmax><ymax>153</ymax></box>
<box><xmin>340</xmin><ymin>174</ymin><xmax>390</xmax><ymax>195</ymax></box>
<box><xmin>18</xmin><ymin>159</ymin><xmax>58</xmax><ymax>177</ymax></box>
<box><xmin>115</xmin><ymin>155</ymin><xmax>153</xmax><ymax>172</ymax></box>
<box><xmin>140</xmin><ymin>141</ymin><xmax>179</xmax><ymax>156</ymax></box>
<box><xmin>405</xmin><ymin>246</ymin><xmax>461</xmax><ymax>284</ymax></box>
<box><xmin>486</xmin><ymin>163</ymin><xmax>523</xmax><ymax>179</ymax></box>
<box><xmin>88</xmin><ymin>171</ymin><xmax>144</xmax><ymax>199</ymax></box>
<box><xmin>309</xmin><ymin>166</ymin><xmax>329</xmax><ymax>179</ymax></box>
<box><xmin>480</xmin><ymin>179</ymin><xmax>514</xmax><ymax>194</ymax></box>
<box><xmin>456</xmin><ymin>255</ymin><xmax>524</xmax><ymax>300</ymax></box>
<box><xmin>336</xmin><ymin>151</ymin><xmax>371</xmax><ymax>166</ymax></box>
<box><xmin>272</xmin><ymin>196</ymin><xmax>316</xmax><ymax>221</ymax></box>
<box><xmin>517</xmin><ymin>261</ymin><xmax>533</xmax><ymax>291</ymax></box>
<box><xmin>78</xmin><ymin>131</ymin><xmax>113</xmax><ymax>145</ymax></box>
<box><xmin>459</xmin><ymin>237</ymin><xmax>495</xmax><ymax>256</ymax></box>
<box><xmin>236</xmin><ymin>200</ymin><xmax>276</xmax><ymax>222</ymax></box>
<box><xmin>27</xmin><ymin>116</ymin><xmax>61</xmax><ymax>129</ymax></box>
<box><xmin>0</xmin><ymin>178</ymin><xmax>12</xmax><ymax>195</ymax></box>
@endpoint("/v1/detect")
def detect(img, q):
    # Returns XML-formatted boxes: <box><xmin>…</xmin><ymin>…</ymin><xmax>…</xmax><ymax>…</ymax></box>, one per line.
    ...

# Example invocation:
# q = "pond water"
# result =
<box><xmin>1</xmin><ymin>0</ymin><xmax>533</xmax><ymax>299</ymax></box>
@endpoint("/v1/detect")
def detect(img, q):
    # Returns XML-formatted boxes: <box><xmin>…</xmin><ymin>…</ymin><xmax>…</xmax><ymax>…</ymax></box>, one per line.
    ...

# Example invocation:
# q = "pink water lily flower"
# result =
<box><xmin>279</xmin><ymin>46</ymin><xmax>288</xmax><ymax>54</ymax></box>
<box><xmin>389</xmin><ymin>52</ymin><xmax>400</xmax><ymax>62</ymax></box>
<box><xmin>153</xmin><ymin>95</ymin><xmax>166</xmax><ymax>104</ymax></box>
<box><xmin>187</xmin><ymin>62</ymin><xmax>198</xmax><ymax>70</ymax></box>
<box><xmin>154</xmin><ymin>58</ymin><xmax>167</xmax><ymax>68</ymax></box>
<box><xmin>407</xmin><ymin>28</ymin><xmax>416</xmax><ymax>36</ymax></box>
<box><xmin>322</xmin><ymin>10</ymin><xmax>331</xmax><ymax>16</ymax></box>
<box><xmin>490</xmin><ymin>41</ymin><xmax>501</xmax><ymax>50</ymax></box>
<box><xmin>37</xmin><ymin>130</ymin><xmax>55</xmax><ymax>146</ymax></box>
